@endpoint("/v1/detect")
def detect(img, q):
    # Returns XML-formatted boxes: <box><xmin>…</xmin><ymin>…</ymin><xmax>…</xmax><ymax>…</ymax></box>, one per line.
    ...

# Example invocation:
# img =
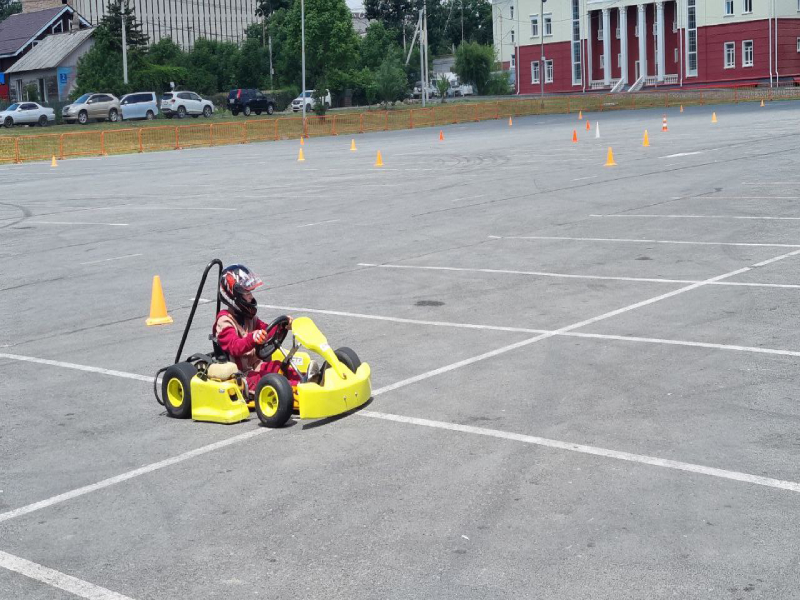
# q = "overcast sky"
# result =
<box><xmin>347</xmin><ymin>0</ymin><xmax>364</xmax><ymax>10</ymax></box>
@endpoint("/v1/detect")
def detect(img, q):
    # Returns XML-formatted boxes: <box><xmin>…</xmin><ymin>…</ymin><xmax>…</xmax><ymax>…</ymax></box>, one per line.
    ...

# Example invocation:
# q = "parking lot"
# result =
<box><xmin>1</xmin><ymin>99</ymin><xmax>799</xmax><ymax>599</ymax></box>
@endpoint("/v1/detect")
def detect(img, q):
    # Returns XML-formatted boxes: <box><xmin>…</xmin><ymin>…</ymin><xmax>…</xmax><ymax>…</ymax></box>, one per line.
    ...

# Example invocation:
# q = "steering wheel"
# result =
<box><xmin>255</xmin><ymin>315</ymin><xmax>291</xmax><ymax>360</ymax></box>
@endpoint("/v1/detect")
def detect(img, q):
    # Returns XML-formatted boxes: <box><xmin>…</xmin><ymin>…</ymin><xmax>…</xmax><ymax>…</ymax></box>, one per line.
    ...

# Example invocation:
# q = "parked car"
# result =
<box><xmin>160</xmin><ymin>91</ymin><xmax>214</xmax><ymax>119</ymax></box>
<box><xmin>0</xmin><ymin>102</ymin><xmax>55</xmax><ymax>127</ymax></box>
<box><xmin>120</xmin><ymin>92</ymin><xmax>159</xmax><ymax>120</ymax></box>
<box><xmin>412</xmin><ymin>81</ymin><xmax>439</xmax><ymax>99</ymax></box>
<box><xmin>62</xmin><ymin>93</ymin><xmax>121</xmax><ymax>124</ymax></box>
<box><xmin>227</xmin><ymin>89</ymin><xmax>276</xmax><ymax>116</ymax></box>
<box><xmin>291</xmin><ymin>89</ymin><xmax>331</xmax><ymax>113</ymax></box>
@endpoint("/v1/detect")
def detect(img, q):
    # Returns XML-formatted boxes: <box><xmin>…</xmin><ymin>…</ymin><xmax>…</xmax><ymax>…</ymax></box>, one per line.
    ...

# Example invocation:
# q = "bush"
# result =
<box><xmin>266</xmin><ymin>87</ymin><xmax>298</xmax><ymax>111</ymax></box>
<box><xmin>312</xmin><ymin>85</ymin><xmax>328</xmax><ymax>115</ymax></box>
<box><xmin>484</xmin><ymin>71</ymin><xmax>512</xmax><ymax>95</ymax></box>
<box><xmin>454</xmin><ymin>42</ymin><xmax>494</xmax><ymax>94</ymax></box>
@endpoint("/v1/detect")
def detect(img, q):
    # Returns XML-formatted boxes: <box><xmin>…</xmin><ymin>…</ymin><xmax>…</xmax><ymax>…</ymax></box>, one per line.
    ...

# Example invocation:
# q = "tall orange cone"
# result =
<box><xmin>508</xmin><ymin>116</ymin><xmax>513</xmax><ymax>126</ymax></box>
<box><xmin>300</xmin><ymin>136</ymin><xmax>304</xmax><ymax>146</ymax></box>
<box><xmin>578</xmin><ymin>110</ymin><xmax>583</xmax><ymax>120</ymax></box>
<box><xmin>712</xmin><ymin>112</ymin><xmax>717</xmax><ymax>123</ymax></box>
<box><xmin>586</xmin><ymin>120</ymin><xmax>590</xmax><ymax>131</ymax></box>
<box><xmin>51</xmin><ymin>155</ymin><xmax>58</xmax><ymax>168</ymax></box>
<box><xmin>643</xmin><ymin>130</ymin><xmax>650</xmax><ymax>147</ymax></box>
<box><xmin>146</xmin><ymin>276</ymin><xmax>173</xmax><ymax>326</ymax></box>
<box><xmin>572</xmin><ymin>129</ymin><xmax>578</xmax><ymax>143</ymax></box>
<box><xmin>374</xmin><ymin>151</ymin><xmax>383</xmax><ymax>167</ymax></box>
<box><xmin>662</xmin><ymin>115</ymin><xmax>668</xmax><ymax>132</ymax></box>
<box><xmin>439</xmin><ymin>130</ymin><xmax>444</xmax><ymax>141</ymax></box>
<box><xmin>297</xmin><ymin>148</ymin><xmax>305</xmax><ymax>162</ymax></box>
<box><xmin>350</xmin><ymin>139</ymin><xmax>357</xmax><ymax>151</ymax></box>
<box><xmin>604</xmin><ymin>147</ymin><xmax>617</xmax><ymax>167</ymax></box>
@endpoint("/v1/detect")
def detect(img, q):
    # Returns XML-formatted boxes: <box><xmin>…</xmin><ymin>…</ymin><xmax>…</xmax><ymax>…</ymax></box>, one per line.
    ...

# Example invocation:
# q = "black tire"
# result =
<box><xmin>177</xmin><ymin>105</ymin><xmax>186</xmax><ymax>118</ymax></box>
<box><xmin>203</xmin><ymin>105</ymin><xmax>212</xmax><ymax>118</ymax></box>
<box><xmin>231</xmin><ymin>109</ymin><xmax>239</xmax><ymax>116</ymax></box>
<box><xmin>266</xmin><ymin>103</ymin><xmax>274</xmax><ymax>115</ymax></box>
<box><xmin>78</xmin><ymin>110</ymin><xmax>88</xmax><ymax>125</ymax></box>
<box><xmin>108</xmin><ymin>108</ymin><xmax>118</xmax><ymax>122</ymax></box>
<box><xmin>335</xmin><ymin>347</ymin><xmax>361</xmax><ymax>373</ymax></box>
<box><xmin>38</xmin><ymin>115</ymin><xmax>48</xmax><ymax>127</ymax></box>
<box><xmin>254</xmin><ymin>373</ymin><xmax>294</xmax><ymax>428</ymax></box>
<box><xmin>165</xmin><ymin>113</ymin><xmax>174</xmax><ymax>119</ymax></box>
<box><xmin>244</xmin><ymin>105</ymin><xmax>252</xmax><ymax>116</ymax></box>
<box><xmin>162</xmin><ymin>362</ymin><xmax>197</xmax><ymax>419</ymax></box>
<box><xmin>3</xmin><ymin>117</ymin><xmax>12</xmax><ymax>128</ymax></box>
<box><xmin>146</xmin><ymin>110</ymin><xmax>155</xmax><ymax>120</ymax></box>
<box><xmin>254</xmin><ymin>110</ymin><xmax>262</xmax><ymax>115</ymax></box>
<box><xmin>191</xmin><ymin>114</ymin><xmax>199</xmax><ymax>118</ymax></box>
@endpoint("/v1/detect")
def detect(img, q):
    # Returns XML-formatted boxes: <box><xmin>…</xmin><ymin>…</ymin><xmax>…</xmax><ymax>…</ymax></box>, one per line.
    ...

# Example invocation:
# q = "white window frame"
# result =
<box><xmin>511</xmin><ymin>29</ymin><xmax>515</xmax><ymax>43</ymax></box>
<box><xmin>510</xmin><ymin>5</ymin><xmax>514</xmax><ymax>19</ymax></box>
<box><xmin>52</xmin><ymin>21</ymin><xmax>63</xmax><ymax>33</ymax></box>
<box><xmin>531</xmin><ymin>60</ymin><xmax>540</xmax><ymax>83</ymax></box>
<box><xmin>616</xmin><ymin>26</ymin><xmax>620</xmax><ymax>39</ymax></box>
<box><xmin>635</xmin><ymin>24</ymin><xmax>639</xmax><ymax>38</ymax></box>
<box><xmin>724</xmin><ymin>41</ymin><xmax>735</xmax><ymax>69</ymax></box>
<box><xmin>743</xmin><ymin>0</ymin><xmax>752</xmax><ymax>14</ymax></box>
<box><xmin>530</xmin><ymin>14</ymin><xmax>539</xmax><ymax>38</ymax></box>
<box><xmin>511</xmin><ymin>54</ymin><xmax>516</xmax><ymax>69</ymax></box>
<box><xmin>543</xmin><ymin>13</ymin><xmax>552</xmax><ymax>36</ymax></box>
<box><xmin>545</xmin><ymin>59</ymin><xmax>554</xmax><ymax>83</ymax></box>
<box><xmin>674</xmin><ymin>48</ymin><xmax>678</xmax><ymax>63</ymax></box>
<box><xmin>600</xmin><ymin>54</ymin><xmax>605</xmax><ymax>69</ymax></box>
<box><xmin>617</xmin><ymin>53</ymin><xmax>622</xmax><ymax>68</ymax></box>
<box><xmin>724</xmin><ymin>0</ymin><xmax>734</xmax><ymax>16</ymax></box>
<box><xmin>797</xmin><ymin>37</ymin><xmax>800</xmax><ymax>52</ymax></box>
<box><xmin>598</xmin><ymin>19</ymin><xmax>604</xmax><ymax>41</ymax></box>
<box><xmin>742</xmin><ymin>40</ymin><xmax>753</xmax><ymax>67</ymax></box>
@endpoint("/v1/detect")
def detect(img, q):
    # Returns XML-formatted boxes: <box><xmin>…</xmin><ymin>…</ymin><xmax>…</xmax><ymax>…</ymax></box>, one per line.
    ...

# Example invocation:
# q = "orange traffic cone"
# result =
<box><xmin>374</xmin><ymin>151</ymin><xmax>383</xmax><ymax>167</ymax></box>
<box><xmin>146</xmin><ymin>276</ymin><xmax>173</xmax><ymax>326</ymax></box>
<box><xmin>300</xmin><ymin>136</ymin><xmax>304</xmax><ymax>146</ymax></box>
<box><xmin>508</xmin><ymin>116</ymin><xmax>513</xmax><ymax>126</ymax></box>
<box><xmin>604</xmin><ymin>147</ymin><xmax>617</xmax><ymax>167</ymax></box>
<box><xmin>350</xmin><ymin>139</ymin><xmax>357</xmax><ymax>151</ymax></box>
<box><xmin>50</xmin><ymin>155</ymin><xmax>58</xmax><ymax>168</ymax></box>
<box><xmin>662</xmin><ymin>115</ymin><xmax>668</xmax><ymax>132</ymax></box>
<box><xmin>439</xmin><ymin>130</ymin><xmax>444</xmax><ymax>141</ymax></box>
<box><xmin>572</xmin><ymin>129</ymin><xmax>578</xmax><ymax>143</ymax></box>
<box><xmin>586</xmin><ymin>120</ymin><xmax>590</xmax><ymax>131</ymax></box>
<box><xmin>297</xmin><ymin>148</ymin><xmax>305</xmax><ymax>162</ymax></box>
<box><xmin>712</xmin><ymin>112</ymin><xmax>718</xmax><ymax>123</ymax></box>
<box><xmin>579</xmin><ymin>110</ymin><xmax>583</xmax><ymax>120</ymax></box>
<box><xmin>643</xmin><ymin>130</ymin><xmax>650</xmax><ymax>147</ymax></box>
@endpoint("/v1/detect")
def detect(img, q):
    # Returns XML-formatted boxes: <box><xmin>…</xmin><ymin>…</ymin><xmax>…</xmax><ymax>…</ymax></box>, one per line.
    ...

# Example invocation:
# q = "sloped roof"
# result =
<box><xmin>0</xmin><ymin>6</ymin><xmax>88</xmax><ymax>58</ymax></box>
<box><xmin>6</xmin><ymin>27</ymin><xmax>93</xmax><ymax>73</ymax></box>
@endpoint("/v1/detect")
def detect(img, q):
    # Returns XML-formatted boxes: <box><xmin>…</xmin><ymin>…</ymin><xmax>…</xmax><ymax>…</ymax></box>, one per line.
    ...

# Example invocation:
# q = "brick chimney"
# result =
<box><xmin>21</xmin><ymin>0</ymin><xmax>68</xmax><ymax>13</ymax></box>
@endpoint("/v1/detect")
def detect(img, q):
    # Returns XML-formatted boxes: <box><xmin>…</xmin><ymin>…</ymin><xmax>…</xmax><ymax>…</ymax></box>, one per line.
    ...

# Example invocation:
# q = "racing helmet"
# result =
<box><xmin>219</xmin><ymin>264</ymin><xmax>263</xmax><ymax>319</ymax></box>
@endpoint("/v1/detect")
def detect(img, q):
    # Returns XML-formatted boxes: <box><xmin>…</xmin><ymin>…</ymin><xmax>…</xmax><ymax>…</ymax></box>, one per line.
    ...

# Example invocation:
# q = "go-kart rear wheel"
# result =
<box><xmin>254</xmin><ymin>374</ymin><xmax>294</xmax><ymax>428</ymax></box>
<box><xmin>162</xmin><ymin>362</ymin><xmax>197</xmax><ymax>419</ymax></box>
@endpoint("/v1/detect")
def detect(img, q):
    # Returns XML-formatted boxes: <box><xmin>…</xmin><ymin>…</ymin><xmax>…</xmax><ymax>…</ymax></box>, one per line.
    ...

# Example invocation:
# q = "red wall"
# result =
<box><xmin>610</xmin><ymin>9</ymin><xmax>621</xmax><ymax>79</ymax></box>
<box><xmin>0</xmin><ymin>83</ymin><xmax>8</xmax><ymax>100</ymax></box>
<box><xmin>591</xmin><ymin>12</ymin><xmax>603</xmax><ymax>81</ymax></box>
<box><xmin>695</xmin><ymin>19</ymin><xmax>772</xmax><ymax>83</ymax></box>
<box><xmin>625</xmin><ymin>6</ymin><xmax>636</xmax><ymax>82</ymax></box>
<box><xmin>777</xmin><ymin>18</ymin><xmax>800</xmax><ymax>78</ymax></box>
<box><xmin>518</xmin><ymin>40</ymin><xmax>578</xmax><ymax>94</ymax></box>
<box><xmin>664</xmin><ymin>2</ymin><xmax>679</xmax><ymax>75</ymax></box>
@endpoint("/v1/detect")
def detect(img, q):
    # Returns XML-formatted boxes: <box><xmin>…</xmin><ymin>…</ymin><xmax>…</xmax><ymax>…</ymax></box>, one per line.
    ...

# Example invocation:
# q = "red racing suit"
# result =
<box><xmin>214</xmin><ymin>310</ymin><xmax>300</xmax><ymax>394</ymax></box>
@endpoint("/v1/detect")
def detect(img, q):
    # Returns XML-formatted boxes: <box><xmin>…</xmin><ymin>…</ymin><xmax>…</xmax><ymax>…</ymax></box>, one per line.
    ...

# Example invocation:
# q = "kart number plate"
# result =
<box><xmin>290</xmin><ymin>357</ymin><xmax>304</xmax><ymax>366</ymax></box>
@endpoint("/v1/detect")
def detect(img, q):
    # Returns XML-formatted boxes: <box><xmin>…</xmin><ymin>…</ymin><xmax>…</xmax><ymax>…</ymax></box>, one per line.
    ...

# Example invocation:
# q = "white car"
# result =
<box><xmin>1</xmin><ymin>102</ymin><xmax>55</xmax><ymax>127</ymax></box>
<box><xmin>291</xmin><ymin>89</ymin><xmax>331</xmax><ymax>113</ymax></box>
<box><xmin>160</xmin><ymin>91</ymin><xmax>214</xmax><ymax>119</ymax></box>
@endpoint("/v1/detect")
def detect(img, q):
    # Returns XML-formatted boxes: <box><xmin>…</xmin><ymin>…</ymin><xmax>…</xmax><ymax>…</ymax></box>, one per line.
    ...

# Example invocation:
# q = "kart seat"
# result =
<box><xmin>206</xmin><ymin>362</ymin><xmax>239</xmax><ymax>381</ymax></box>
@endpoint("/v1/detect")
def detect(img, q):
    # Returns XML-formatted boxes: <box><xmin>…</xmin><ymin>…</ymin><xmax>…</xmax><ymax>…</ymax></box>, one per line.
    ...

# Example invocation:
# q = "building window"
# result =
<box><xmin>545</xmin><ymin>59</ymin><xmax>554</xmax><ymax>83</ymax></box>
<box><xmin>600</xmin><ymin>54</ymin><xmax>605</xmax><ymax>69</ymax></box>
<box><xmin>635</xmin><ymin>24</ymin><xmax>639</xmax><ymax>38</ymax></box>
<box><xmin>616</xmin><ymin>26</ymin><xmax>620</xmax><ymax>39</ymax></box>
<box><xmin>571</xmin><ymin>0</ymin><xmax>582</xmax><ymax>86</ymax></box>
<box><xmin>531</xmin><ymin>61</ymin><xmax>540</xmax><ymax>83</ymax></box>
<box><xmin>617</xmin><ymin>53</ymin><xmax>622</xmax><ymax>68</ymax></box>
<box><xmin>724</xmin><ymin>42</ymin><xmax>735</xmax><ymax>68</ymax></box>
<box><xmin>674</xmin><ymin>48</ymin><xmax>678</xmax><ymax>62</ymax></box>
<box><xmin>797</xmin><ymin>37</ymin><xmax>800</xmax><ymax>52</ymax></box>
<box><xmin>544</xmin><ymin>14</ymin><xmax>552</xmax><ymax>36</ymax></box>
<box><xmin>510</xmin><ymin>5</ymin><xmax>513</xmax><ymax>19</ymax></box>
<box><xmin>530</xmin><ymin>14</ymin><xmax>539</xmax><ymax>37</ymax></box>
<box><xmin>687</xmin><ymin>0</ymin><xmax>698</xmax><ymax>76</ymax></box>
<box><xmin>743</xmin><ymin>40</ymin><xmax>753</xmax><ymax>66</ymax></box>
<box><xmin>598</xmin><ymin>18</ymin><xmax>604</xmax><ymax>41</ymax></box>
<box><xmin>52</xmin><ymin>21</ymin><xmax>63</xmax><ymax>33</ymax></box>
<box><xmin>511</xmin><ymin>29</ymin><xmax>515</xmax><ymax>43</ymax></box>
<box><xmin>511</xmin><ymin>54</ymin><xmax>516</xmax><ymax>69</ymax></box>
<box><xmin>725</xmin><ymin>0</ymin><xmax>733</xmax><ymax>15</ymax></box>
<box><xmin>743</xmin><ymin>0</ymin><xmax>752</xmax><ymax>13</ymax></box>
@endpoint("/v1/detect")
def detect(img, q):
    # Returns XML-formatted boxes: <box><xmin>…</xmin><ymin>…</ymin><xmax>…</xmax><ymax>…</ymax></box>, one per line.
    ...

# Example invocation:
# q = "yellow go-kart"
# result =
<box><xmin>154</xmin><ymin>259</ymin><xmax>371</xmax><ymax>428</ymax></box>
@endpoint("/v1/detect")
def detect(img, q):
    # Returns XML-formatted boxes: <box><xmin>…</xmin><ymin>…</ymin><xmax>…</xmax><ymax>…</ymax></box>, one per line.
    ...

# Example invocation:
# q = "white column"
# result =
<box><xmin>602</xmin><ymin>8</ymin><xmax>611</xmax><ymax>86</ymax></box>
<box><xmin>656</xmin><ymin>1</ymin><xmax>665</xmax><ymax>82</ymax></box>
<box><xmin>586</xmin><ymin>10</ymin><xmax>593</xmax><ymax>84</ymax></box>
<box><xmin>619</xmin><ymin>6</ymin><xmax>628</xmax><ymax>84</ymax></box>
<box><xmin>637</xmin><ymin>4</ymin><xmax>647</xmax><ymax>80</ymax></box>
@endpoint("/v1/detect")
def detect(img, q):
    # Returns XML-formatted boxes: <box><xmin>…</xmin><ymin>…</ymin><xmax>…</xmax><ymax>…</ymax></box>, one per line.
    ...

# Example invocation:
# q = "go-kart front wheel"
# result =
<box><xmin>321</xmin><ymin>347</ymin><xmax>362</xmax><ymax>380</ymax></box>
<box><xmin>254</xmin><ymin>373</ymin><xmax>294</xmax><ymax>428</ymax></box>
<box><xmin>162</xmin><ymin>362</ymin><xmax>197</xmax><ymax>419</ymax></box>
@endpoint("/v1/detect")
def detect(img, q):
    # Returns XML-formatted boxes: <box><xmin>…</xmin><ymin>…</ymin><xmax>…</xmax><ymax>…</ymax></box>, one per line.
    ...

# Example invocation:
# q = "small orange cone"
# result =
<box><xmin>760</xmin><ymin>99</ymin><xmax>765</xmax><ymax>107</ymax></box>
<box><xmin>643</xmin><ymin>130</ymin><xmax>650</xmax><ymax>147</ymax></box>
<box><xmin>579</xmin><ymin>110</ymin><xmax>583</xmax><ymax>120</ymax></box>
<box><xmin>662</xmin><ymin>115</ymin><xmax>668</xmax><ymax>132</ymax></box>
<box><xmin>508</xmin><ymin>116</ymin><xmax>513</xmax><ymax>126</ymax></box>
<box><xmin>586</xmin><ymin>120</ymin><xmax>591</xmax><ymax>131</ymax></box>
<box><xmin>680</xmin><ymin>104</ymin><xmax>684</xmax><ymax>113</ymax></box>
<box><xmin>300</xmin><ymin>136</ymin><xmax>304</xmax><ymax>146</ymax></box>
<box><xmin>712</xmin><ymin>112</ymin><xmax>717</xmax><ymax>123</ymax></box>
<box><xmin>604</xmin><ymin>147</ymin><xmax>617</xmax><ymax>167</ymax></box>
<box><xmin>51</xmin><ymin>155</ymin><xmax>58</xmax><ymax>168</ymax></box>
<box><xmin>146</xmin><ymin>276</ymin><xmax>173</xmax><ymax>326</ymax></box>
<box><xmin>572</xmin><ymin>129</ymin><xmax>578</xmax><ymax>143</ymax></box>
<box><xmin>374</xmin><ymin>151</ymin><xmax>383</xmax><ymax>167</ymax></box>
<box><xmin>297</xmin><ymin>148</ymin><xmax>305</xmax><ymax>162</ymax></box>
<box><xmin>439</xmin><ymin>130</ymin><xmax>444</xmax><ymax>141</ymax></box>
<box><xmin>350</xmin><ymin>139</ymin><xmax>357</xmax><ymax>151</ymax></box>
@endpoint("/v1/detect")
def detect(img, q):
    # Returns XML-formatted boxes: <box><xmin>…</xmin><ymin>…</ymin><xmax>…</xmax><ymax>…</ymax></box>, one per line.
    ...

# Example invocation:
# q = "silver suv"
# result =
<box><xmin>63</xmin><ymin>93</ymin><xmax>121</xmax><ymax>124</ymax></box>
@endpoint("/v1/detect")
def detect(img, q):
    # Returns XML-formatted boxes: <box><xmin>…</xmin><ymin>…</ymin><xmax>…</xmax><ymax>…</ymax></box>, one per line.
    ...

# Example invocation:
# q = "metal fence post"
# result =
<box><xmin>274</xmin><ymin>120</ymin><xmax>279</xmax><ymax>141</ymax></box>
<box><xmin>100</xmin><ymin>131</ymin><xmax>106</xmax><ymax>156</ymax></box>
<box><xmin>14</xmin><ymin>138</ymin><xmax>20</xmax><ymax>163</ymax></box>
<box><xmin>359</xmin><ymin>114</ymin><xmax>364</xmax><ymax>133</ymax></box>
<box><xmin>409</xmin><ymin>110</ymin><xmax>414</xmax><ymax>129</ymax></box>
<box><xmin>175</xmin><ymin>127</ymin><xmax>180</xmax><ymax>150</ymax></box>
<box><xmin>58</xmin><ymin>135</ymin><xmax>64</xmax><ymax>159</ymax></box>
<box><xmin>138</xmin><ymin>129</ymin><xmax>143</xmax><ymax>152</ymax></box>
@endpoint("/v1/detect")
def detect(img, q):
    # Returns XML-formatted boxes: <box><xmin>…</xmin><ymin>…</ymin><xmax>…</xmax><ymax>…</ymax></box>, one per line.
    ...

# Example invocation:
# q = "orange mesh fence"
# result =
<box><xmin>331</xmin><ymin>113</ymin><xmax>362</xmax><ymax>135</ymax></box>
<box><xmin>141</xmin><ymin>126</ymin><xmax>178</xmax><ymax>152</ymax></box>
<box><xmin>410</xmin><ymin>108</ymin><xmax>435</xmax><ymax>128</ymax></box>
<box><xmin>212</xmin><ymin>121</ymin><xmax>247</xmax><ymax>145</ymax></box>
<box><xmin>177</xmin><ymin>124</ymin><xmax>212</xmax><ymax>148</ymax></box>
<box><xmin>0</xmin><ymin>137</ymin><xmax>17</xmax><ymax>163</ymax></box>
<box><xmin>386</xmin><ymin>110</ymin><xmax>411</xmax><ymax>130</ymax></box>
<box><xmin>60</xmin><ymin>131</ymin><xmax>102</xmax><ymax>158</ymax></box>
<box><xmin>276</xmin><ymin>117</ymin><xmax>304</xmax><ymax>140</ymax></box>
<box><xmin>361</xmin><ymin>111</ymin><xmax>387</xmax><ymax>132</ymax></box>
<box><xmin>305</xmin><ymin>116</ymin><xmax>335</xmax><ymax>137</ymax></box>
<box><xmin>103</xmin><ymin>129</ymin><xmax>140</xmax><ymax>155</ymax></box>
<box><xmin>17</xmin><ymin>134</ymin><xmax>60</xmax><ymax>162</ymax></box>
<box><xmin>475</xmin><ymin>102</ymin><xmax>499</xmax><ymax>121</ymax></box>
<box><xmin>245</xmin><ymin>119</ymin><xmax>277</xmax><ymax>142</ymax></box>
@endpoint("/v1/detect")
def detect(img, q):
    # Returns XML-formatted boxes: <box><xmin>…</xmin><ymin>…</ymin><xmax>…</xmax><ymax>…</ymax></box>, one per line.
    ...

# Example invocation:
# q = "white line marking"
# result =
<box><xmin>80</xmin><ymin>253</ymin><xmax>143</xmax><ymax>266</ymax></box>
<box><xmin>490</xmin><ymin>235</ymin><xmax>800</xmax><ymax>248</ymax></box>
<box><xmin>742</xmin><ymin>182</ymin><xmax>800</xmax><ymax>185</ymax></box>
<box><xmin>0</xmin><ymin>428</ymin><xmax>266</xmax><ymax>524</ymax></box>
<box><xmin>25</xmin><ymin>221</ymin><xmax>129</xmax><ymax>227</ymax></box>
<box><xmin>702</xmin><ymin>196</ymin><xmax>800</xmax><ymax>200</ymax></box>
<box><xmin>571</xmin><ymin>175</ymin><xmax>598</xmax><ymax>181</ymax></box>
<box><xmin>661</xmin><ymin>151</ymin><xmax>703</xmax><ymax>158</ymax></box>
<box><xmin>0</xmin><ymin>354</ymin><xmax>152</xmax><ymax>383</ymax></box>
<box><xmin>358</xmin><ymin>263</ymin><xmax>800</xmax><ymax>290</ymax></box>
<box><xmin>357</xmin><ymin>411</ymin><xmax>800</xmax><ymax>493</ymax></box>
<box><xmin>590</xmin><ymin>213</ymin><xmax>800</xmax><ymax>221</ymax></box>
<box><xmin>296</xmin><ymin>219</ymin><xmax>340</xmax><ymax>228</ymax></box>
<box><xmin>0</xmin><ymin>550</ymin><xmax>136</xmax><ymax>600</ymax></box>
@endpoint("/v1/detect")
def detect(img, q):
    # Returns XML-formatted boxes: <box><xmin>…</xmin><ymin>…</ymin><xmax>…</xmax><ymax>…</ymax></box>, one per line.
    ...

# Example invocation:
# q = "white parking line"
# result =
<box><xmin>590</xmin><ymin>213</ymin><xmax>800</xmax><ymax>221</ymax></box>
<box><xmin>490</xmin><ymin>235</ymin><xmax>800</xmax><ymax>248</ymax></box>
<box><xmin>0</xmin><ymin>550</ymin><xmax>136</xmax><ymax>600</ymax></box>
<box><xmin>25</xmin><ymin>221</ymin><xmax>129</xmax><ymax>227</ymax></box>
<box><xmin>358</xmin><ymin>263</ymin><xmax>800</xmax><ymax>290</ymax></box>
<box><xmin>0</xmin><ymin>354</ymin><xmax>151</xmax><ymax>383</ymax></box>
<box><xmin>296</xmin><ymin>219</ymin><xmax>340</xmax><ymax>228</ymax></box>
<box><xmin>80</xmin><ymin>254</ymin><xmax>143</xmax><ymax>266</ymax></box>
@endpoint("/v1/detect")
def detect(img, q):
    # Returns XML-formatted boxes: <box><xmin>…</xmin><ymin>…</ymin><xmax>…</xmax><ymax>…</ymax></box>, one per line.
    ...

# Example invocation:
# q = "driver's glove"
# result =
<box><xmin>252</xmin><ymin>330</ymin><xmax>268</xmax><ymax>344</ymax></box>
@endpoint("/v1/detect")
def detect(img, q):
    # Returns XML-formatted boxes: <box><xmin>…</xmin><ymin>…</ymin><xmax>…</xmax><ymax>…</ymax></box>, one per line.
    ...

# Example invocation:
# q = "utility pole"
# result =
<box><xmin>423</xmin><ymin>0</ymin><xmax>429</xmax><ymax>106</ymax></box>
<box><xmin>121</xmin><ymin>6</ymin><xmax>128</xmax><ymax>84</ymax></box>
<box><xmin>419</xmin><ymin>10</ymin><xmax>425</xmax><ymax>107</ymax></box>
<box><xmin>301</xmin><ymin>0</ymin><xmax>306</xmax><ymax>121</ymax></box>
<box><xmin>461</xmin><ymin>0</ymin><xmax>463</xmax><ymax>44</ymax></box>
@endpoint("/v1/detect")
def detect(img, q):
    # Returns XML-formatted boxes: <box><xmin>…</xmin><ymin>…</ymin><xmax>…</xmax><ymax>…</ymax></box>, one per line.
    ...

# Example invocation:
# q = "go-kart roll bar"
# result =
<box><xmin>174</xmin><ymin>258</ymin><xmax>223</xmax><ymax>364</ymax></box>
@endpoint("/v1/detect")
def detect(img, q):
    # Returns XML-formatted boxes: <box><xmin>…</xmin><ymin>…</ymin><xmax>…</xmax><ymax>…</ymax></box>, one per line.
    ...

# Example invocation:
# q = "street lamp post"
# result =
<box><xmin>301</xmin><ymin>0</ymin><xmax>306</xmax><ymax>122</ymax></box>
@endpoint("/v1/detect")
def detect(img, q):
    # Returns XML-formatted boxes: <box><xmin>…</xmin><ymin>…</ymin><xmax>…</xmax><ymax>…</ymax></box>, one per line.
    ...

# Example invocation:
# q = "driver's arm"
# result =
<box><xmin>259</xmin><ymin>316</ymin><xmax>292</xmax><ymax>340</ymax></box>
<box><xmin>216</xmin><ymin>324</ymin><xmax>261</xmax><ymax>358</ymax></box>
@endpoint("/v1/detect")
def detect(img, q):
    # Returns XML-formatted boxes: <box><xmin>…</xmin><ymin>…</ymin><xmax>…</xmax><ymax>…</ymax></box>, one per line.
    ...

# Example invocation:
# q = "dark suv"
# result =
<box><xmin>227</xmin><ymin>89</ymin><xmax>276</xmax><ymax>116</ymax></box>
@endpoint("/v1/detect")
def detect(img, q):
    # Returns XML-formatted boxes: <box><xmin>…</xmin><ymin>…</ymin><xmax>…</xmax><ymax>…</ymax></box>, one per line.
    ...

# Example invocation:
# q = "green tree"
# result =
<box><xmin>375</xmin><ymin>50</ymin><xmax>407</xmax><ymax>105</ymax></box>
<box><xmin>73</xmin><ymin>27</ymin><xmax>129</xmax><ymax>96</ymax></box>
<box><xmin>0</xmin><ymin>0</ymin><xmax>21</xmax><ymax>24</ymax></box>
<box><xmin>360</xmin><ymin>21</ymin><xmax>400</xmax><ymax>70</ymax></box>
<box><xmin>435</xmin><ymin>73</ymin><xmax>450</xmax><ymax>102</ymax></box>
<box><xmin>99</xmin><ymin>0</ymin><xmax>149</xmax><ymax>49</ymax></box>
<box><xmin>237</xmin><ymin>38</ymin><xmax>267</xmax><ymax>88</ymax></box>
<box><xmin>440</xmin><ymin>0</ymin><xmax>492</xmax><ymax>48</ymax></box>
<box><xmin>453</xmin><ymin>41</ymin><xmax>493</xmax><ymax>94</ymax></box>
